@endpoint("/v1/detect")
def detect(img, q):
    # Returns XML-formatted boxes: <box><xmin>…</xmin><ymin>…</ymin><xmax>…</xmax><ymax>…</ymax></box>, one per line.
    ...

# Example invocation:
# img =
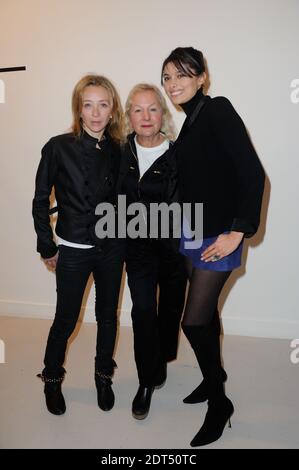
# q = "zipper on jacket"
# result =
<box><xmin>128</xmin><ymin>139</ymin><xmax>147</xmax><ymax>226</ymax></box>
<box><xmin>127</xmin><ymin>138</ymin><xmax>173</xmax><ymax>230</ymax></box>
<box><xmin>128</xmin><ymin>138</ymin><xmax>171</xmax><ymax>181</ymax></box>
<box><xmin>128</xmin><ymin>140</ymin><xmax>141</xmax><ymax>180</ymax></box>
<box><xmin>128</xmin><ymin>139</ymin><xmax>143</xmax><ymax>201</ymax></box>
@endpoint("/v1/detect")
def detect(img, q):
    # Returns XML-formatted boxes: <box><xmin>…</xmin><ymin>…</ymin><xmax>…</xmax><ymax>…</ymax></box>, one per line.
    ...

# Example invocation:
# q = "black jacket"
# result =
<box><xmin>119</xmin><ymin>133</ymin><xmax>176</xmax><ymax>206</ymax></box>
<box><xmin>32</xmin><ymin>130</ymin><xmax>121</xmax><ymax>258</ymax></box>
<box><xmin>177</xmin><ymin>89</ymin><xmax>265</xmax><ymax>238</ymax></box>
<box><xmin>118</xmin><ymin>134</ymin><xmax>178</xmax><ymax>240</ymax></box>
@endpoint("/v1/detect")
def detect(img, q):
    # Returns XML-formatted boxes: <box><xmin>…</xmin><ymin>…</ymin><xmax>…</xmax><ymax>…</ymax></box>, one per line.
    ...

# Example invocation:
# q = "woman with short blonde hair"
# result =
<box><xmin>124</xmin><ymin>83</ymin><xmax>176</xmax><ymax>141</ymax></box>
<box><xmin>119</xmin><ymin>82</ymin><xmax>186</xmax><ymax>421</ymax></box>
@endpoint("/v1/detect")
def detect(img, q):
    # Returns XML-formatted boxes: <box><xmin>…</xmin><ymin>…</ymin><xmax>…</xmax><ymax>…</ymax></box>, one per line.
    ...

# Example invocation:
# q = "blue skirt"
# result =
<box><xmin>179</xmin><ymin>230</ymin><xmax>243</xmax><ymax>272</ymax></box>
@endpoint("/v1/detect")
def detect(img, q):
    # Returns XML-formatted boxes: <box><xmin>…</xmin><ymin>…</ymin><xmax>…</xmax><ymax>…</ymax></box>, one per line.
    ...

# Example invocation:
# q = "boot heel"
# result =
<box><xmin>228</xmin><ymin>417</ymin><xmax>232</xmax><ymax>428</ymax></box>
<box><xmin>190</xmin><ymin>397</ymin><xmax>234</xmax><ymax>447</ymax></box>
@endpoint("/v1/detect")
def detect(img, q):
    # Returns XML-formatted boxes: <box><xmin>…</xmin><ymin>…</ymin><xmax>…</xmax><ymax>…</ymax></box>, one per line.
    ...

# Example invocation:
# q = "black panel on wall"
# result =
<box><xmin>0</xmin><ymin>66</ymin><xmax>26</xmax><ymax>73</ymax></box>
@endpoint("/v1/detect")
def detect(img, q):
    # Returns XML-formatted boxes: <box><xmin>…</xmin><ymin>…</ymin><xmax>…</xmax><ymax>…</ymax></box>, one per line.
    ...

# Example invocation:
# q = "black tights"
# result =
<box><xmin>182</xmin><ymin>257</ymin><xmax>231</xmax><ymax>327</ymax></box>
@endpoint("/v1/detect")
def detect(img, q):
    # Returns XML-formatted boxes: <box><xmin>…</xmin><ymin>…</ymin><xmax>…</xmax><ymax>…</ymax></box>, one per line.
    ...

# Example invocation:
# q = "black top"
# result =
<box><xmin>32</xmin><ymin>130</ymin><xmax>121</xmax><ymax>258</ymax></box>
<box><xmin>176</xmin><ymin>89</ymin><xmax>265</xmax><ymax>238</ymax></box>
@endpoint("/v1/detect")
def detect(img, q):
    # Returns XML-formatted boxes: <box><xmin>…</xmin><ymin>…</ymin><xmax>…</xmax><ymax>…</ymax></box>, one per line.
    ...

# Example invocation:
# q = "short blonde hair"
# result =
<box><xmin>71</xmin><ymin>74</ymin><xmax>124</xmax><ymax>143</ymax></box>
<box><xmin>125</xmin><ymin>83</ymin><xmax>176</xmax><ymax>141</ymax></box>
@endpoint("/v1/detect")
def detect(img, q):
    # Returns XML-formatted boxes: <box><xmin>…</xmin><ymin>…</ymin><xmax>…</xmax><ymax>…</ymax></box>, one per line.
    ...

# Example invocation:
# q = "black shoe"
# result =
<box><xmin>190</xmin><ymin>396</ymin><xmax>234</xmax><ymax>447</ymax></box>
<box><xmin>132</xmin><ymin>386</ymin><xmax>154</xmax><ymax>420</ymax></box>
<box><xmin>154</xmin><ymin>363</ymin><xmax>167</xmax><ymax>389</ymax></box>
<box><xmin>37</xmin><ymin>373</ymin><xmax>66</xmax><ymax>415</ymax></box>
<box><xmin>183</xmin><ymin>370</ymin><xmax>227</xmax><ymax>404</ymax></box>
<box><xmin>95</xmin><ymin>374</ymin><xmax>115</xmax><ymax>411</ymax></box>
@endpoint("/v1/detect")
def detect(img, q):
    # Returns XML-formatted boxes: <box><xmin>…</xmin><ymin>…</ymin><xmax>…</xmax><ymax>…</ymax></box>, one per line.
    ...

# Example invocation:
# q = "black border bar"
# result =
<box><xmin>0</xmin><ymin>66</ymin><xmax>26</xmax><ymax>73</ymax></box>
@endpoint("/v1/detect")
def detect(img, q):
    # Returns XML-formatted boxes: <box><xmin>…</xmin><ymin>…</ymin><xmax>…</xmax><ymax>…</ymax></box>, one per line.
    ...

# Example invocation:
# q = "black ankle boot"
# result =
<box><xmin>132</xmin><ymin>386</ymin><xmax>154</xmax><ymax>420</ymax></box>
<box><xmin>183</xmin><ymin>368</ymin><xmax>227</xmax><ymax>404</ymax></box>
<box><xmin>154</xmin><ymin>363</ymin><xmax>167</xmax><ymax>389</ymax></box>
<box><xmin>190</xmin><ymin>396</ymin><xmax>234</xmax><ymax>447</ymax></box>
<box><xmin>95</xmin><ymin>371</ymin><xmax>115</xmax><ymax>411</ymax></box>
<box><xmin>37</xmin><ymin>372</ymin><xmax>66</xmax><ymax>415</ymax></box>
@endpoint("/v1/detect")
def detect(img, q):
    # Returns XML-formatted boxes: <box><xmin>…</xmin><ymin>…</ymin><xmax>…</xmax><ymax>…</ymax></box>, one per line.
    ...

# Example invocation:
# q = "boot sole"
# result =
<box><xmin>47</xmin><ymin>408</ymin><xmax>66</xmax><ymax>415</ymax></box>
<box><xmin>183</xmin><ymin>397</ymin><xmax>208</xmax><ymax>404</ymax></box>
<box><xmin>132</xmin><ymin>410</ymin><xmax>149</xmax><ymax>420</ymax></box>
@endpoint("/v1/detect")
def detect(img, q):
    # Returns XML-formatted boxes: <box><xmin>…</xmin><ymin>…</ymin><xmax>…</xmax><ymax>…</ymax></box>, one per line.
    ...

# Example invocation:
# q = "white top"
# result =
<box><xmin>57</xmin><ymin>236</ymin><xmax>94</xmax><ymax>249</ymax></box>
<box><xmin>134</xmin><ymin>136</ymin><xmax>169</xmax><ymax>178</ymax></box>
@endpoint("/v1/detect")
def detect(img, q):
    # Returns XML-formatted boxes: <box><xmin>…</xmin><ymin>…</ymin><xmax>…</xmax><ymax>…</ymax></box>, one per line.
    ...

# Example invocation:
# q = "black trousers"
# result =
<box><xmin>43</xmin><ymin>239</ymin><xmax>125</xmax><ymax>378</ymax></box>
<box><xmin>126</xmin><ymin>239</ymin><xmax>187</xmax><ymax>386</ymax></box>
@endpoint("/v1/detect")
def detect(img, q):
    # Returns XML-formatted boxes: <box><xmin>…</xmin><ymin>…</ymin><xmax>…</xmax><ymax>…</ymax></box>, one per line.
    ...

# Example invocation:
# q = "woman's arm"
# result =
<box><xmin>201</xmin><ymin>231</ymin><xmax>244</xmax><ymax>262</ymax></box>
<box><xmin>32</xmin><ymin>139</ymin><xmax>58</xmax><ymax>259</ymax></box>
<box><xmin>209</xmin><ymin>97</ymin><xmax>265</xmax><ymax>238</ymax></box>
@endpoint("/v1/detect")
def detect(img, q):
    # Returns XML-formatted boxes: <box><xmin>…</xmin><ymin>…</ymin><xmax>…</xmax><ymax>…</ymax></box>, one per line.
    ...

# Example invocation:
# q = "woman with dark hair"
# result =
<box><xmin>161</xmin><ymin>47</ymin><xmax>265</xmax><ymax>446</ymax></box>
<box><xmin>119</xmin><ymin>83</ymin><xmax>186</xmax><ymax>420</ymax></box>
<box><xmin>32</xmin><ymin>75</ymin><xmax>125</xmax><ymax>415</ymax></box>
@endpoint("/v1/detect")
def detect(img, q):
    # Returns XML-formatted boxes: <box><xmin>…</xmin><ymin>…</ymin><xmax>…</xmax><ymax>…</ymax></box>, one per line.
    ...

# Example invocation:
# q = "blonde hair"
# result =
<box><xmin>124</xmin><ymin>83</ymin><xmax>176</xmax><ymax>141</ymax></box>
<box><xmin>71</xmin><ymin>74</ymin><xmax>124</xmax><ymax>143</ymax></box>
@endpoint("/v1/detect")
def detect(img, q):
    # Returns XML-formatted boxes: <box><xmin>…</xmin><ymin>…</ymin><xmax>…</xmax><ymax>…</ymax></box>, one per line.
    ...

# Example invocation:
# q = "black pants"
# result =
<box><xmin>126</xmin><ymin>239</ymin><xmax>187</xmax><ymax>386</ymax></box>
<box><xmin>43</xmin><ymin>240</ymin><xmax>125</xmax><ymax>377</ymax></box>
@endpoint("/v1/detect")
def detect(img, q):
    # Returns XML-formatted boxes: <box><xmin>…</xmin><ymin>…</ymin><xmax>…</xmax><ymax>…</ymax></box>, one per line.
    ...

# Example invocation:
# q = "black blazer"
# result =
<box><xmin>32</xmin><ymin>131</ymin><xmax>121</xmax><ymax>258</ymax></box>
<box><xmin>177</xmin><ymin>90</ymin><xmax>265</xmax><ymax>238</ymax></box>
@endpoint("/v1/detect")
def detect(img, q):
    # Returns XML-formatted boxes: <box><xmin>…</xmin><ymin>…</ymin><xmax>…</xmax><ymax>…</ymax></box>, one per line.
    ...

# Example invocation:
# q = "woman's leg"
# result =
<box><xmin>41</xmin><ymin>246</ymin><xmax>92</xmax><ymax>415</ymax></box>
<box><xmin>181</xmin><ymin>266</ymin><xmax>234</xmax><ymax>447</ymax></box>
<box><xmin>92</xmin><ymin>240</ymin><xmax>124</xmax><ymax>411</ymax></box>
<box><xmin>126</xmin><ymin>240</ymin><xmax>160</xmax><ymax>387</ymax></box>
<box><xmin>93</xmin><ymin>240</ymin><xmax>124</xmax><ymax>375</ymax></box>
<box><xmin>182</xmin><ymin>308</ymin><xmax>227</xmax><ymax>403</ymax></box>
<box><xmin>43</xmin><ymin>246</ymin><xmax>92</xmax><ymax>376</ymax></box>
<box><xmin>182</xmin><ymin>267</ymin><xmax>230</xmax><ymax>327</ymax></box>
<box><xmin>126</xmin><ymin>240</ymin><xmax>161</xmax><ymax>420</ymax></box>
<box><xmin>157</xmin><ymin>243</ymin><xmax>187</xmax><ymax>373</ymax></box>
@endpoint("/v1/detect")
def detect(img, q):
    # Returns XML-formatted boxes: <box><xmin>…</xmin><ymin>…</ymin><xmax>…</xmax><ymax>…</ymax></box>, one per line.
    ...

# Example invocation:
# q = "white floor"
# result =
<box><xmin>0</xmin><ymin>316</ymin><xmax>298</xmax><ymax>449</ymax></box>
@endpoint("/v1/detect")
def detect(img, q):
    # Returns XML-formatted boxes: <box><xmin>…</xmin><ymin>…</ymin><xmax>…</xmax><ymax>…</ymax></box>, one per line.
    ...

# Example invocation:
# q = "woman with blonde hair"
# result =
<box><xmin>119</xmin><ymin>83</ymin><xmax>187</xmax><ymax>420</ymax></box>
<box><xmin>33</xmin><ymin>74</ymin><xmax>125</xmax><ymax>415</ymax></box>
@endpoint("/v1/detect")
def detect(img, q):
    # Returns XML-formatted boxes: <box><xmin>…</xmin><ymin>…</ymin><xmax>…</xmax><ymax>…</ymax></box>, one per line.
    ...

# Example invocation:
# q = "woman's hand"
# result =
<box><xmin>43</xmin><ymin>252</ymin><xmax>59</xmax><ymax>270</ymax></box>
<box><xmin>201</xmin><ymin>231</ymin><xmax>244</xmax><ymax>263</ymax></box>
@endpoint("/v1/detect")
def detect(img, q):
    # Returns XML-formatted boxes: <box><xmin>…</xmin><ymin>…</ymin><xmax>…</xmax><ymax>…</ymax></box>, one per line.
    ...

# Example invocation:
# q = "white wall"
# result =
<box><xmin>0</xmin><ymin>0</ymin><xmax>298</xmax><ymax>338</ymax></box>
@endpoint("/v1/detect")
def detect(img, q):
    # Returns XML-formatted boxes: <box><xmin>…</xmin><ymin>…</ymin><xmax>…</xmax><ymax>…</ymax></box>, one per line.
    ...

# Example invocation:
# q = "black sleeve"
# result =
<box><xmin>115</xmin><ymin>143</ymin><xmax>129</xmax><ymax>195</ymax></box>
<box><xmin>32</xmin><ymin>139</ymin><xmax>58</xmax><ymax>258</ymax></box>
<box><xmin>209</xmin><ymin>97</ymin><xmax>265</xmax><ymax>237</ymax></box>
<box><xmin>164</xmin><ymin>146</ymin><xmax>180</xmax><ymax>204</ymax></box>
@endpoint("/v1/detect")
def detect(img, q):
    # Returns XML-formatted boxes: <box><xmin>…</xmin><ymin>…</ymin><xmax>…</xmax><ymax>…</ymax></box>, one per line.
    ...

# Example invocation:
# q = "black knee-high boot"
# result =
<box><xmin>183</xmin><ymin>312</ymin><xmax>227</xmax><ymax>403</ymax></box>
<box><xmin>182</xmin><ymin>324</ymin><xmax>234</xmax><ymax>447</ymax></box>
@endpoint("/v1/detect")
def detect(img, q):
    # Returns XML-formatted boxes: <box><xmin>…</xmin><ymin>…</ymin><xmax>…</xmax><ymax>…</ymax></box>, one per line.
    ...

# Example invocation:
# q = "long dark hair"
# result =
<box><xmin>161</xmin><ymin>47</ymin><xmax>206</xmax><ymax>84</ymax></box>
